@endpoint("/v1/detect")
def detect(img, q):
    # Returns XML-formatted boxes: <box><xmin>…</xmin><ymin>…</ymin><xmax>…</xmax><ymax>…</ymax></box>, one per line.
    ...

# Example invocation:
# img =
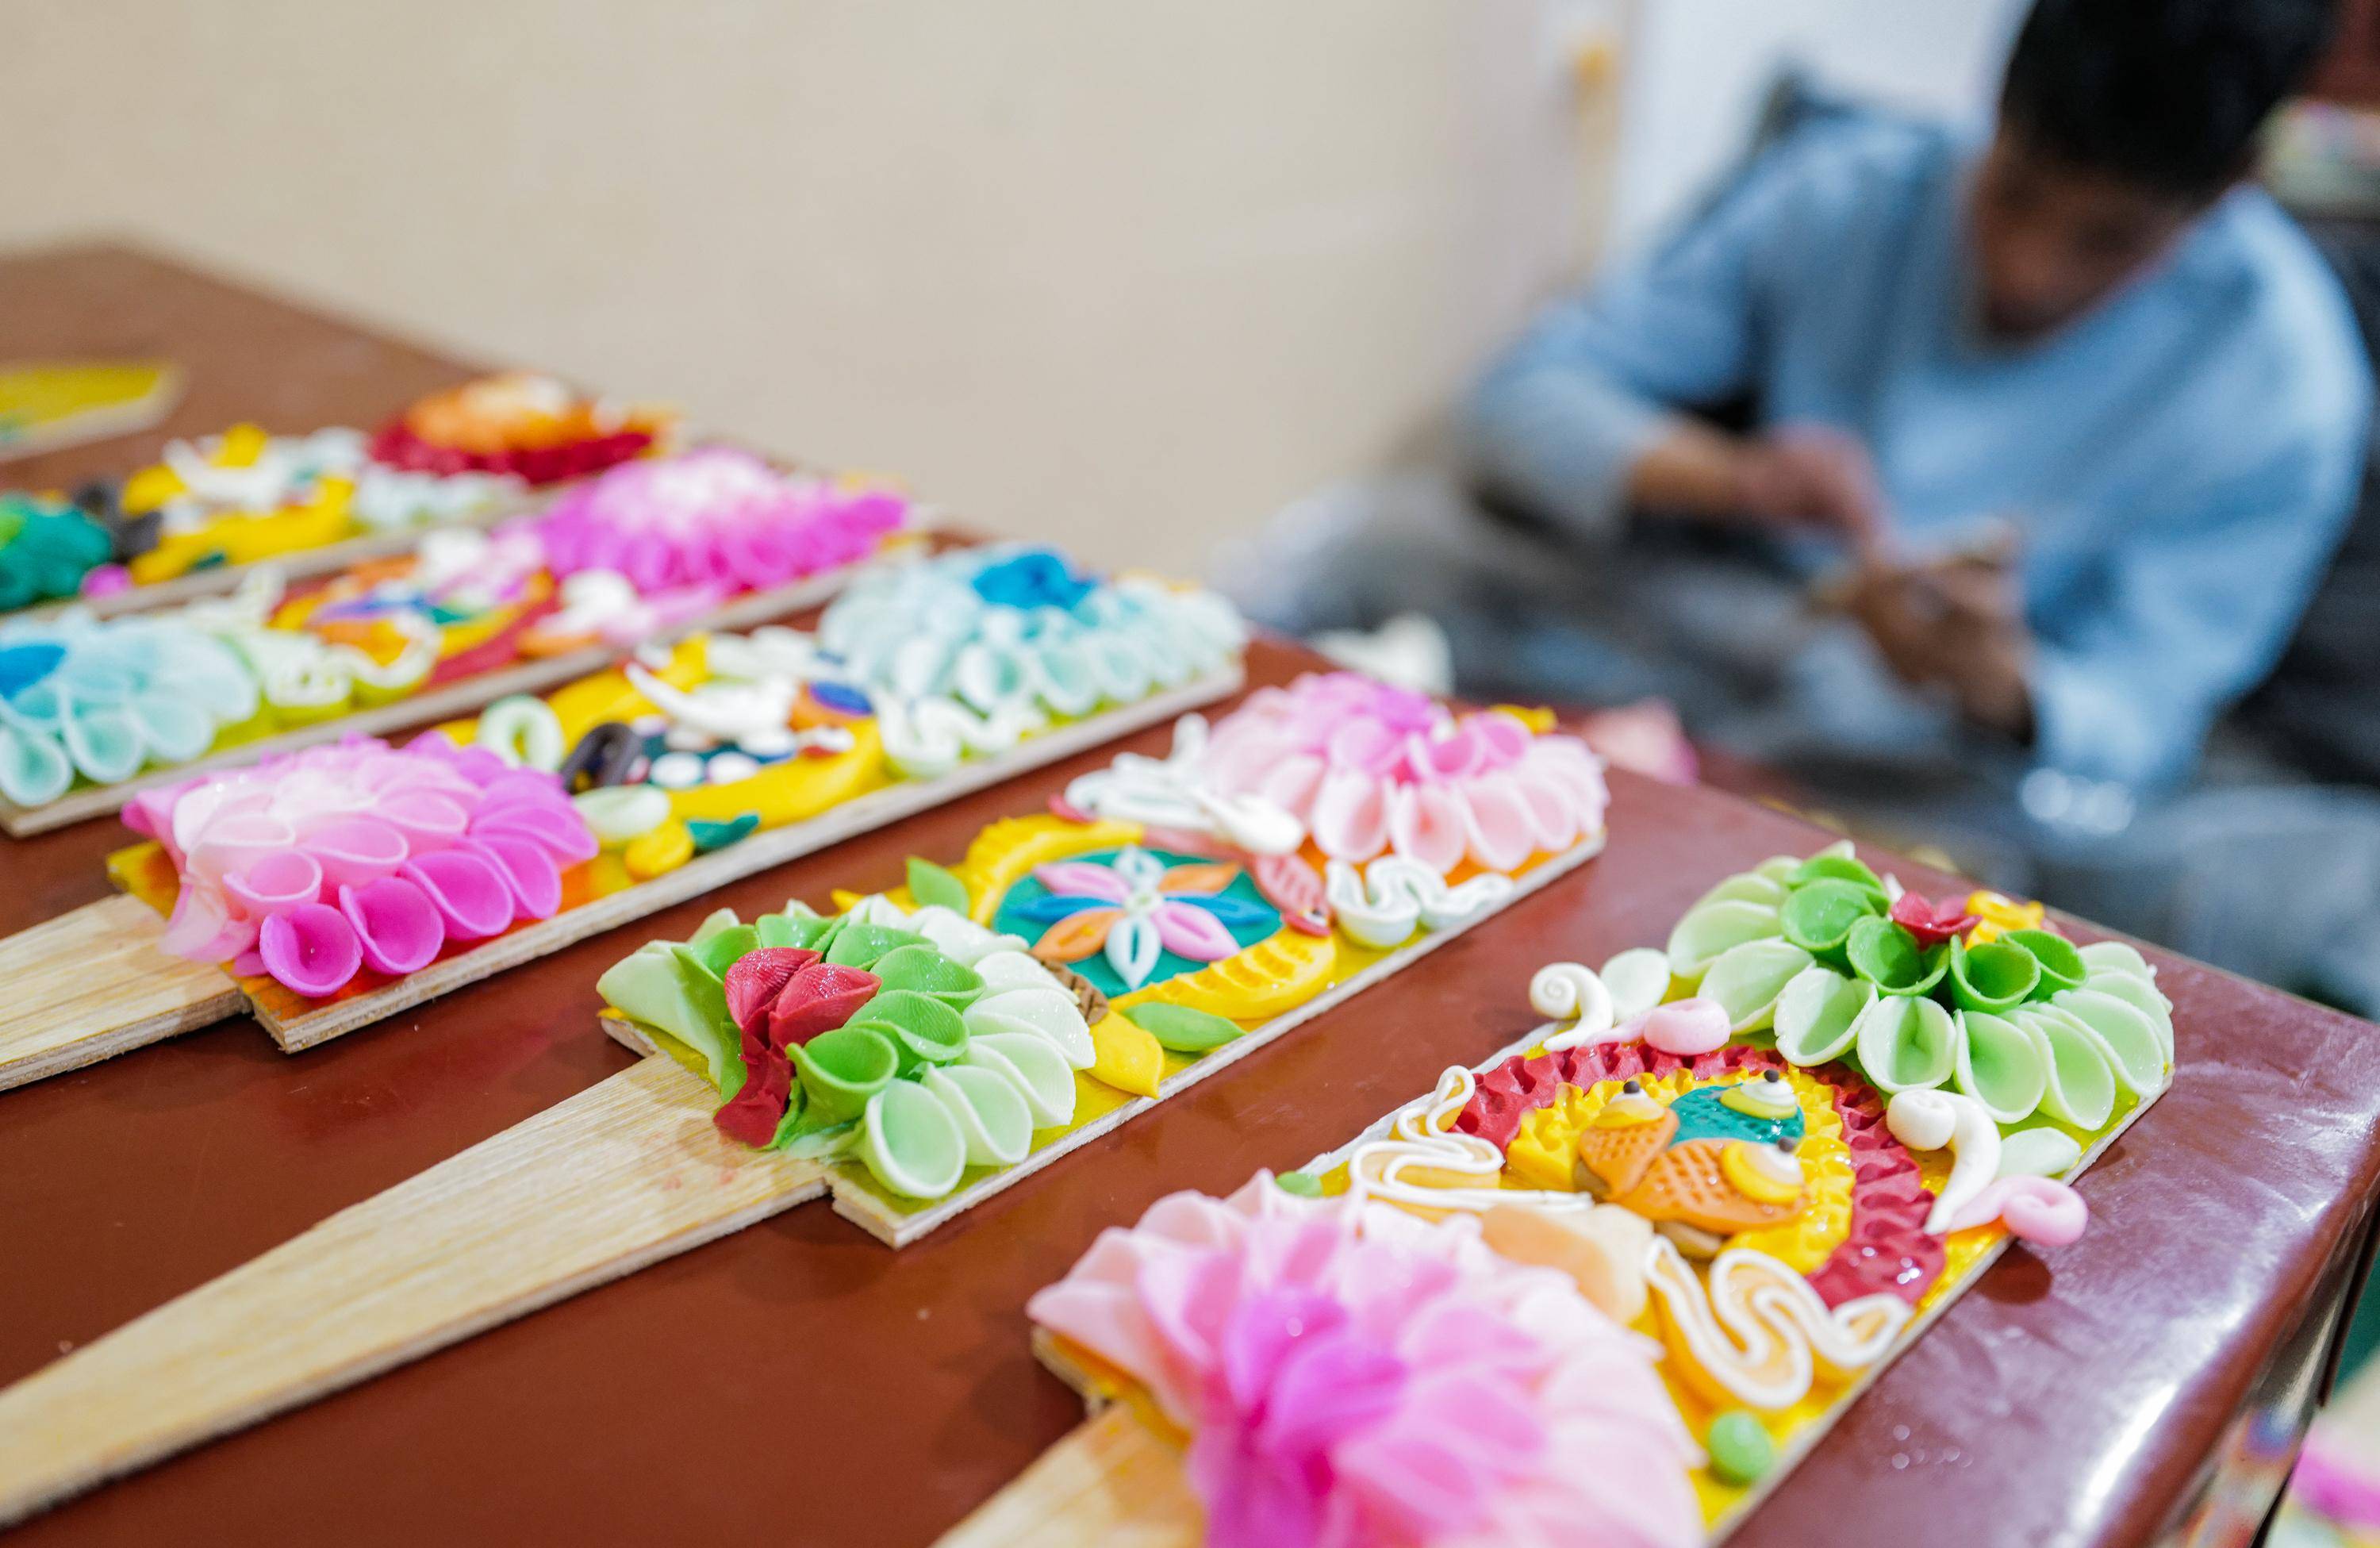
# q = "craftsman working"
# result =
<box><xmin>1237</xmin><ymin>0</ymin><xmax>2380</xmax><ymax>1006</ymax></box>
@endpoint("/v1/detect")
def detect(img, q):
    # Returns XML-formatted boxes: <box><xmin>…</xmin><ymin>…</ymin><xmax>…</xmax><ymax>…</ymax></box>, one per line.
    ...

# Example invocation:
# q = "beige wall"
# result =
<box><xmin>0</xmin><ymin>1</ymin><xmax>1622</xmax><ymax>575</ymax></box>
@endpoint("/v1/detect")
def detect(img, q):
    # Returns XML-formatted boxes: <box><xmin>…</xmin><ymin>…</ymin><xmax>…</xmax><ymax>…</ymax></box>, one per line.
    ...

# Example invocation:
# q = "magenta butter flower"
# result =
<box><xmin>531</xmin><ymin>446</ymin><xmax>905</xmax><ymax>598</ymax></box>
<box><xmin>1200</xmin><ymin>673</ymin><xmax>1608</xmax><ymax>875</ymax></box>
<box><xmin>123</xmin><ymin>732</ymin><xmax>597</xmax><ymax>999</ymax></box>
<box><xmin>1027</xmin><ymin>1176</ymin><xmax>1700</xmax><ymax>1548</ymax></box>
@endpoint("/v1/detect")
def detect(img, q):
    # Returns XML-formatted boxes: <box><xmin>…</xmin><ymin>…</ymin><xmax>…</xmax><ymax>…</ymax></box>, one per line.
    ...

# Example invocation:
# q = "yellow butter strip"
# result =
<box><xmin>130</xmin><ymin>490</ymin><xmax>359</xmax><ymax>582</ymax></box>
<box><xmin>215</xmin><ymin>423</ymin><xmax>271</xmax><ymax>467</ymax></box>
<box><xmin>1964</xmin><ymin>889</ymin><xmax>2044</xmax><ymax>946</ymax></box>
<box><xmin>1109</xmin><ymin>927</ymin><xmax>1335</xmax><ymax>1024</ymax></box>
<box><xmin>650</xmin><ymin>634</ymin><xmax>711</xmax><ymax>690</ymax></box>
<box><xmin>1719</xmin><ymin>1142</ymin><xmax>1803</xmax><ymax>1207</ymax></box>
<box><xmin>950</xmin><ymin>814</ymin><xmax>1144</xmax><ymax>926</ymax></box>
<box><xmin>1087</xmin><ymin>1013</ymin><xmax>1165</xmax><ymax>1098</ymax></box>
<box><xmin>623</xmin><ymin>819</ymin><xmax>693</xmax><ymax>879</ymax></box>
<box><xmin>543</xmin><ymin>667</ymin><xmax>651</xmax><ymax>747</ymax></box>
<box><xmin>1491</xmin><ymin>703</ymin><xmax>1558</xmax><ymax>735</ymax></box>
<box><xmin>665</xmin><ymin>720</ymin><xmax>889</xmax><ymax>828</ymax></box>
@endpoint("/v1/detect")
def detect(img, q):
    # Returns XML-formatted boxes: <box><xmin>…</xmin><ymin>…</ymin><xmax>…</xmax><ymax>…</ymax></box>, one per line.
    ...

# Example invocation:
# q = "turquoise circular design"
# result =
<box><xmin>992</xmin><ymin>846</ymin><xmax>1280</xmax><ymax>998</ymax></box>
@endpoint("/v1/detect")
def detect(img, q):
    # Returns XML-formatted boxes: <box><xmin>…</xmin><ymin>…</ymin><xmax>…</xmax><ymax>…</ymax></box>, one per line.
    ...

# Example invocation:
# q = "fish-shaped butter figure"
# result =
<box><xmin>1614</xmin><ymin>1136</ymin><xmax>1808</xmax><ymax>1258</ymax></box>
<box><xmin>1572</xmin><ymin>1078</ymin><xmax>1677</xmax><ymax>1198</ymax></box>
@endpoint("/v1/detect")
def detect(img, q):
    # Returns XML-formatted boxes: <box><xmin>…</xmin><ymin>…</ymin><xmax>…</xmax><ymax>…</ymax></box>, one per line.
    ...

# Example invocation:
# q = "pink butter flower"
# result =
<box><xmin>1027</xmin><ymin>1177</ymin><xmax>1702</xmax><ymax>1548</ymax></box>
<box><xmin>125</xmin><ymin>731</ymin><xmax>597</xmax><ymax>1001</ymax></box>
<box><xmin>1199</xmin><ymin>673</ymin><xmax>1608</xmax><ymax>877</ymax></box>
<box><xmin>529</xmin><ymin>446</ymin><xmax>905</xmax><ymax>598</ymax></box>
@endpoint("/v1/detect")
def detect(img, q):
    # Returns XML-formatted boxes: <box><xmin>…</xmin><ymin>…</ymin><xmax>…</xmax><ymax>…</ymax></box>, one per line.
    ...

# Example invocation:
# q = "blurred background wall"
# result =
<box><xmin>0</xmin><ymin>0</ymin><xmax>2020</xmax><ymax>574</ymax></box>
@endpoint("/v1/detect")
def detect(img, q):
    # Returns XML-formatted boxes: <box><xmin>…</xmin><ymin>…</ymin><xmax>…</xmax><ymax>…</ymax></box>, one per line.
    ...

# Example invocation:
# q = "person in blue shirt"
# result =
<box><xmin>1242</xmin><ymin>0</ymin><xmax>2370</xmax><ymax>813</ymax></box>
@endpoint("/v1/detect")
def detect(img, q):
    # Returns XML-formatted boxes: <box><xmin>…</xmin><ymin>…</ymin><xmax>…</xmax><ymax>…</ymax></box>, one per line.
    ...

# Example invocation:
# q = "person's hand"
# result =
<box><xmin>1842</xmin><ymin>541</ymin><xmax>2035</xmax><ymax>741</ymax></box>
<box><xmin>1729</xmin><ymin>424</ymin><xmax>1884</xmax><ymax>546</ymax></box>
<box><xmin>1625</xmin><ymin>420</ymin><xmax>1883</xmax><ymax>546</ymax></box>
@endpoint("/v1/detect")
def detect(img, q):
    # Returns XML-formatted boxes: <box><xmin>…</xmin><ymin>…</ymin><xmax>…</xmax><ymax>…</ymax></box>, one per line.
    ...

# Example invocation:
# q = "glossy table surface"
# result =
<box><xmin>4</xmin><ymin>241</ymin><xmax>2379</xmax><ymax>1548</ymax></box>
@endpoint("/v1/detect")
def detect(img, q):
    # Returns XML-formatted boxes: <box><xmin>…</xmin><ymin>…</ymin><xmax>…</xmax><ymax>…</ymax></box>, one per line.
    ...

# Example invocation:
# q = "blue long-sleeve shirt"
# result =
<box><xmin>1464</xmin><ymin>116</ymin><xmax>2373</xmax><ymax>790</ymax></box>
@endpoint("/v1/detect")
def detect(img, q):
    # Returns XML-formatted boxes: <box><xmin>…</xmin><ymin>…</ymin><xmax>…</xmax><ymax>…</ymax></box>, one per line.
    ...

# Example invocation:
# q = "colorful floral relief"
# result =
<box><xmin>47</xmin><ymin>375</ymin><xmax>674</xmax><ymax>605</ymax></box>
<box><xmin>820</xmin><ymin>544</ymin><xmax>1249</xmax><ymax>779</ymax></box>
<box><xmin>1028</xmin><ymin>1179</ymin><xmax>1702</xmax><ymax>1548</ymax></box>
<box><xmin>1196</xmin><ymin>672</ymin><xmax>1609</xmax><ymax>875</ymax></box>
<box><xmin>585</xmin><ymin>674</ymin><xmax>1603</xmax><ymax>1218</ymax></box>
<box><xmin>121</xmin><ymin>732</ymin><xmax>597</xmax><ymax>1001</ymax></box>
<box><xmin>1001</xmin><ymin>847</ymin><xmax>1279</xmax><ymax>994</ymax></box>
<box><xmin>0</xmin><ymin>450</ymin><xmax>914</xmax><ymax>810</ymax></box>
<box><xmin>1022</xmin><ymin>849</ymin><xmax>2175</xmax><ymax>1545</ymax></box>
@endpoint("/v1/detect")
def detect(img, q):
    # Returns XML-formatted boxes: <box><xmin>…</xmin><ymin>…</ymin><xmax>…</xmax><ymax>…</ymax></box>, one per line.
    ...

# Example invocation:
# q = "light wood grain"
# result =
<box><xmin>0</xmin><ymin>667</ymin><xmax>1243</xmax><ymax>1090</ymax></box>
<box><xmin>0</xmin><ymin>894</ymin><xmax>243</xmax><ymax>1093</ymax></box>
<box><xmin>0</xmin><ymin>524</ymin><xmax>937</xmax><ymax>835</ymax></box>
<box><xmin>936</xmin><ymin>1406</ymin><xmax>1199</xmax><ymax>1548</ymax></box>
<box><xmin>0</xmin><ymin>1054</ymin><xmax>827</xmax><ymax>1528</ymax></box>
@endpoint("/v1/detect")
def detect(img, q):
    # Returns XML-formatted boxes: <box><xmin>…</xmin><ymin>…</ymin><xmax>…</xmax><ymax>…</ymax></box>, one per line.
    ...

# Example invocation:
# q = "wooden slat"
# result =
<box><xmin>0</xmin><ymin>804</ymin><xmax>1590</xmax><ymax>1523</ymax></box>
<box><xmin>0</xmin><ymin>1054</ymin><xmax>827</xmax><ymax>1528</ymax></box>
<box><xmin>935</xmin><ymin>1407</ymin><xmax>1199</xmax><ymax>1548</ymax></box>
<box><xmin>0</xmin><ymin>895</ymin><xmax>243</xmax><ymax>1093</ymax></box>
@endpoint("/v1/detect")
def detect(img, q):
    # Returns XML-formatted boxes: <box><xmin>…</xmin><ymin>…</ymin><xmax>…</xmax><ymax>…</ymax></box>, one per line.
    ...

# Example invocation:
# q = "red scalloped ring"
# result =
<box><xmin>1454</xmin><ymin>1041</ymin><xmax>1944</xmax><ymax>1307</ymax></box>
<box><xmin>367</xmin><ymin>424</ymin><xmax>658</xmax><ymax>486</ymax></box>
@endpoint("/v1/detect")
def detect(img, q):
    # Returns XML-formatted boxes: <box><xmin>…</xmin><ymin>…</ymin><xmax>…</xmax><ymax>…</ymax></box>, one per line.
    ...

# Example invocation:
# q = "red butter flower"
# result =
<box><xmin>768</xmin><ymin>963</ymin><xmax>882</xmax><ymax>1047</ymax></box>
<box><xmin>714</xmin><ymin>960</ymin><xmax>883</xmax><ymax>1147</ymax></box>
<box><xmin>1890</xmin><ymin>890</ymin><xmax>1979</xmax><ymax>949</ymax></box>
<box><xmin>724</xmin><ymin>947</ymin><xmax>820</xmax><ymax>1035</ymax></box>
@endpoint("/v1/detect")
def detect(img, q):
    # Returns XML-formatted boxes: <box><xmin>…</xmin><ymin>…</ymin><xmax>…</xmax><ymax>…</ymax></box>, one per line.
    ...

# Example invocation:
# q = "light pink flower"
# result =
<box><xmin>125</xmin><ymin>732</ymin><xmax>596</xmax><ymax>1000</ymax></box>
<box><xmin>1200</xmin><ymin>674</ymin><xmax>1608</xmax><ymax>875</ymax></box>
<box><xmin>1027</xmin><ymin>1177</ymin><xmax>1701</xmax><ymax>1548</ymax></box>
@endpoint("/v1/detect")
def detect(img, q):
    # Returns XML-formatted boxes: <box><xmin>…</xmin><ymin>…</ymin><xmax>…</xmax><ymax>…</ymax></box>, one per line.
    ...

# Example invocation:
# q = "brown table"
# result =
<box><xmin>4</xmin><ymin>241</ymin><xmax>2378</xmax><ymax>1548</ymax></box>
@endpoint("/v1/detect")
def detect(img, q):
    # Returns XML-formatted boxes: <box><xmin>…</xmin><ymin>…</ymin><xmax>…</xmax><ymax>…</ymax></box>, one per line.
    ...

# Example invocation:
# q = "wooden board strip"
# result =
<box><xmin>0</xmin><ymin>1054</ymin><xmax>827</xmax><ymax>1529</ymax></box>
<box><xmin>252</xmin><ymin>666</ymin><xmax>1241</xmax><ymax>1051</ymax></box>
<box><xmin>0</xmin><ymin>667</ymin><xmax>1243</xmax><ymax>1090</ymax></box>
<box><xmin>0</xmin><ymin>894</ymin><xmax>245</xmax><ymax>1093</ymax></box>
<box><xmin>935</xmin><ymin>1406</ymin><xmax>1199</xmax><ymax>1548</ymax></box>
<box><xmin>0</xmin><ymin>528</ymin><xmax>939</xmax><ymax>836</ymax></box>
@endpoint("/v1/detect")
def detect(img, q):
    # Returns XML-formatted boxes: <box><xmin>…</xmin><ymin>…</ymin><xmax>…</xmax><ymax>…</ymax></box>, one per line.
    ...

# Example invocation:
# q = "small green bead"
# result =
<box><xmin>1274</xmin><ymin>1171</ymin><xmax>1323</xmax><ymax>1197</ymax></box>
<box><xmin>1706</xmin><ymin>1410</ymin><xmax>1776</xmax><ymax>1485</ymax></box>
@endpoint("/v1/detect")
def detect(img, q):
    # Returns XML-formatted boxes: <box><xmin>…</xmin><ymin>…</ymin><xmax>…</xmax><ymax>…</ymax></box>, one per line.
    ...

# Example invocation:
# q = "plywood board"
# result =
<box><xmin>0</xmin><ymin>1054</ymin><xmax>827</xmax><ymax>1528</ymax></box>
<box><xmin>794</xmin><ymin>832</ymin><xmax>1604</xmax><ymax>1247</ymax></box>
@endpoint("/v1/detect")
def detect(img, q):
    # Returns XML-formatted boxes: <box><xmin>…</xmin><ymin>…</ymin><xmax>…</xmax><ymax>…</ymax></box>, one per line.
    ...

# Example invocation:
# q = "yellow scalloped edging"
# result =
<box><xmin>950</xmin><ymin>814</ymin><xmax>1145</xmax><ymax>926</ymax></box>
